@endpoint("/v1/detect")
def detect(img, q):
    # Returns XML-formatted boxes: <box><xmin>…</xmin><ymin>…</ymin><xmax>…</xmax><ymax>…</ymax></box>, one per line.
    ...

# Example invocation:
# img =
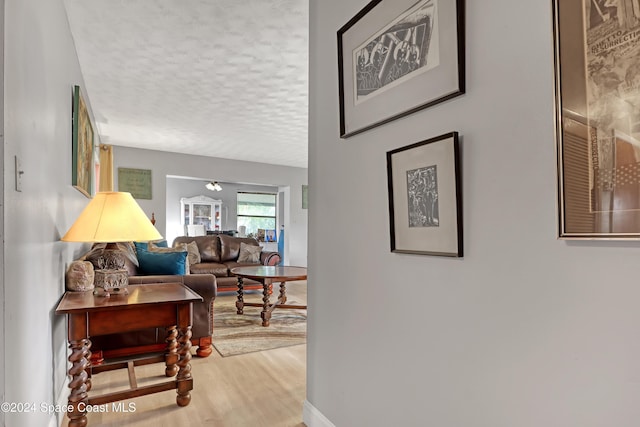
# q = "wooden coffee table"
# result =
<box><xmin>231</xmin><ymin>266</ymin><xmax>307</xmax><ymax>327</ymax></box>
<box><xmin>55</xmin><ymin>283</ymin><xmax>202</xmax><ymax>427</ymax></box>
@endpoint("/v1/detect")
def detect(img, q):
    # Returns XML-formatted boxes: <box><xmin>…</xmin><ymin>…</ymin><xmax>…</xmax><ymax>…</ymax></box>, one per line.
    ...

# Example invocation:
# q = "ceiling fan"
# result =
<box><xmin>206</xmin><ymin>181</ymin><xmax>222</xmax><ymax>191</ymax></box>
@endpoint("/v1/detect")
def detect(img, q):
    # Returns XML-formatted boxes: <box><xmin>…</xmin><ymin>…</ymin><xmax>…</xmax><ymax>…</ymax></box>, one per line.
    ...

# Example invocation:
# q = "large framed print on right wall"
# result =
<box><xmin>553</xmin><ymin>0</ymin><xmax>640</xmax><ymax>239</ymax></box>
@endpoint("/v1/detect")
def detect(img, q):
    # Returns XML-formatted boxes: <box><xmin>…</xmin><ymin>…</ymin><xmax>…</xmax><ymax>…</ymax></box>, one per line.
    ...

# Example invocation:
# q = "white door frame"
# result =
<box><xmin>1</xmin><ymin>0</ymin><xmax>6</xmax><ymax>424</ymax></box>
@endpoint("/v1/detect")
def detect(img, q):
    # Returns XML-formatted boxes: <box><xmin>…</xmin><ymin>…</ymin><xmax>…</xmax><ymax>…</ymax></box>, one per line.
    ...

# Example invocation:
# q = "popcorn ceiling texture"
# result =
<box><xmin>64</xmin><ymin>0</ymin><xmax>309</xmax><ymax>168</ymax></box>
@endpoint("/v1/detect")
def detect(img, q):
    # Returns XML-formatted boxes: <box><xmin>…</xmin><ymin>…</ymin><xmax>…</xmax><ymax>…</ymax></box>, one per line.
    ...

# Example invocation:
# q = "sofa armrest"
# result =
<box><xmin>260</xmin><ymin>251</ymin><xmax>281</xmax><ymax>266</ymax></box>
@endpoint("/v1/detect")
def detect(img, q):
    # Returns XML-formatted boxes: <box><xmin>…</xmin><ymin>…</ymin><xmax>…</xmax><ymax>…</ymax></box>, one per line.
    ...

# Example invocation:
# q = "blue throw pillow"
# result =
<box><xmin>133</xmin><ymin>241</ymin><xmax>147</xmax><ymax>252</ymax></box>
<box><xmin>136</xmin><ymin>248</ymin><xmax>187</xmax><ymax>275</ymax></box>
<box><xmin>134</xmin><ymin>240</ymin><xmax>168</xmax><ymax>252</ymax></box>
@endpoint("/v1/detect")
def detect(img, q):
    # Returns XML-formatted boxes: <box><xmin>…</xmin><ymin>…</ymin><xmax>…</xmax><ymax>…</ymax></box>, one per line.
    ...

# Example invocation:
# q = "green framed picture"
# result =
<box><xmin>302</xmin><ymin>185</ymin><xmax>308</xmax><ymax>209</ymax></box>
<box><xmin>118</xmin><ymin>168</ymin><xmax>152</xmax><ymax>199</ymax></box>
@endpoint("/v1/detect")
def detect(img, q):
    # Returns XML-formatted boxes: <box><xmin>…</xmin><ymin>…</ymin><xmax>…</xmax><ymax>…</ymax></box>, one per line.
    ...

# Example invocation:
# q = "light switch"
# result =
<box><xmin>15</xmin><ymin>156</ymin><xmax>23</xmax><ymax>192</ymax></box>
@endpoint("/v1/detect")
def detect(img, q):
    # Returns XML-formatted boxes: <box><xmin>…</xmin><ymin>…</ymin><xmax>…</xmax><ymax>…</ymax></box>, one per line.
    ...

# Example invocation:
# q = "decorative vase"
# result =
<box><xmin>277</xmin><ymin>226</ymin><xmax>285</xmax><ymax>265</ymax></box>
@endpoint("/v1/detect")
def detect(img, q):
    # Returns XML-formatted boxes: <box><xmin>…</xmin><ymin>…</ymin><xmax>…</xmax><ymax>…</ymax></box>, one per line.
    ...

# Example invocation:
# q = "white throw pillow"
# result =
<box><xmin>237</xmin><ymin>242</ymin><xmax>261</xmax><ymax>264</ymax></box>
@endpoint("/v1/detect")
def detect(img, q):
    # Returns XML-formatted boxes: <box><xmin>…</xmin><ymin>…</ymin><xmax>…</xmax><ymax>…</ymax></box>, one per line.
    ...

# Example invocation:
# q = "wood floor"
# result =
<box><xmin>64</xmin><ymin>281</ymin><xmax>307</xmax><ymax>427</ymax></box>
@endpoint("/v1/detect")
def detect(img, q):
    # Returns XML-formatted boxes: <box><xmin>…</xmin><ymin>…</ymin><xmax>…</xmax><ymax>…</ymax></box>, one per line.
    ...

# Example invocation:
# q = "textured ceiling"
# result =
<box><xmin>64</xmin><ymin>0</ymin><xmax>309</xmax><ymax>168</ymax></box>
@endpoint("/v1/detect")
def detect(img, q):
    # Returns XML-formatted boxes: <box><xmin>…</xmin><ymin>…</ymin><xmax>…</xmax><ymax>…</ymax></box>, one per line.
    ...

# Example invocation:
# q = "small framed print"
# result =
<box><xmin>387</xmin><ymin>132</ymin><xmax>462</xmax><ymax>256</ymax></box>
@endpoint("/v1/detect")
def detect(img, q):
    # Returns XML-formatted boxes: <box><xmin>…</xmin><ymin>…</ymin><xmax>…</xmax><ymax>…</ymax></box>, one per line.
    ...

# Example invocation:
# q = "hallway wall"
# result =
<box><xmin>307</xmin><ymin>0</ymin><xmax>640</xmax><ymax>425</ymax></box>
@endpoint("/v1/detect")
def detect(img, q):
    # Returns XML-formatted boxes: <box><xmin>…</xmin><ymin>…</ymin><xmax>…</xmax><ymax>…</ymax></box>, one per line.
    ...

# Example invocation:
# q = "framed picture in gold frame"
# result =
<box><xmin>72</xmin><ymin>85</ymin><xmax>94</xmax><ymax>198</ymax></box>
<box><xmin>553</xmin><ymin>0</ymin><xmax>640</xmax><ymax>238</ymax></box>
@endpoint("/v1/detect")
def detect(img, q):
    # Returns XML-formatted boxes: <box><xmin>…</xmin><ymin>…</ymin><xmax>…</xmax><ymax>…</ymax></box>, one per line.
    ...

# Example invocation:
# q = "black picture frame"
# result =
<box><xmin>553</xmin><ymin>0</ymin><xmax>640</xmax><ymax>239</ymax></box>
<box><xmin>338</xmin><ymin>0</ymin><xmax>465</xmax><ymax>138</ymax></box>
<box><xmin>387</xmin><ymin>132</ymin><xmax>462</xmax><ymax>256</ymax></box>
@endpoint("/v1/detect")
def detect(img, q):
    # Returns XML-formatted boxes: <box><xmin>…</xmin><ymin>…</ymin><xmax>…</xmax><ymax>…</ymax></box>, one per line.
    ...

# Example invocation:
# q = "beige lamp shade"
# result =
<box><xmin>61</xmin><ymin>192</ymin><xmax>162</xmax><ymax>242</ymax></box>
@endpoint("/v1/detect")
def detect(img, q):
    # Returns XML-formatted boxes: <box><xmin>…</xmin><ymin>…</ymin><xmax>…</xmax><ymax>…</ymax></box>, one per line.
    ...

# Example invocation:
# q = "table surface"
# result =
<box><xmin>230</xmin><ymin>265</ymin><xmax>307</xmax><ymax>281</ymax></box>
<box><xmin>55</xmin><ymin>283</ymin><xmax>203</xmax><ymax>314</ymax></box>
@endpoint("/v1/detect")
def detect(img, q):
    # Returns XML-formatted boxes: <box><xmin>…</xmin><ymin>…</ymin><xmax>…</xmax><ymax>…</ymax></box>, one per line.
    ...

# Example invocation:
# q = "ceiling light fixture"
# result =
<box><xmin>206</xmin><ymin>181</ymin><xmax>222</xmax><ymax>191</ymax></box>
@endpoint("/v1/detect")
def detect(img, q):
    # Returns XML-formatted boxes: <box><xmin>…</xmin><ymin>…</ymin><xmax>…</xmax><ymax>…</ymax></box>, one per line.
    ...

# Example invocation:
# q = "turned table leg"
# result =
<box><xmin>279</xmin><ymin>281</ymin><xmax>287</xmax><ymax>304</ymax></box>
<box><xmin>261</xmin><ymin>281</ymin><xmax>272</xmax><ymax>327</ymax></box>
<box><xmin>165</xmin><ymin>325</ymin><xmax>179</xmax><ymax>377</ymax></box>
<box><xmin>176</xmin><ymin>304</ymin><xmax>193</xmax><ymax>407</ymax></box>
<box><xmin>67</xmin><ymin>338</ymin><xmax>91</xmax><ymax>427</ymax></box>
<box><xmin>85</xmin><ymin>340</ymin><xmax>92</xmax><ymax>392</ymax></box>
<box><xmin>235</xmin><ymin>276</ymin><xmax>244</xmax><ymax>314</ymax></box>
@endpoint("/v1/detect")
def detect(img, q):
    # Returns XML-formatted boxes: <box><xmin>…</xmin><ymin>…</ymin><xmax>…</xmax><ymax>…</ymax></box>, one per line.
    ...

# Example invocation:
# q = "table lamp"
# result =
<box><xmin>61</xmin><ymin>192</ymin><xmax>162</xmax><ymax>296</ymax></box>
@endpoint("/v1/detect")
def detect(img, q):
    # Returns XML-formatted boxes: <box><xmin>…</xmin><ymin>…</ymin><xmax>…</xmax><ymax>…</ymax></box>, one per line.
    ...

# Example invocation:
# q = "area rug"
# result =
<box><xmin>212</xmin><ymin>297</ymin><xmax>306</xmax><ymax>357</ymax></box>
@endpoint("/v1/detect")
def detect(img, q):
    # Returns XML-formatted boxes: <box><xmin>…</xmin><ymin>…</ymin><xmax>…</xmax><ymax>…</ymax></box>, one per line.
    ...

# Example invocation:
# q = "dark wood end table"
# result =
<box><xmin>55</xmin><ymin>283</ymin><xmax>203</xmax><ymax>427</ymax></box>
<box><xmin>231</xmin><ymin>266</ymin><xmax>307</xmax><ymax>327</ymax></box>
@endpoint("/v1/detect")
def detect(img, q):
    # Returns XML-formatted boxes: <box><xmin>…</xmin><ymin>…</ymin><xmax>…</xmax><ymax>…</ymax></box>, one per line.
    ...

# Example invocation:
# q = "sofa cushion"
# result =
<box><xmin>134</xmin><ymin>240</ymin><xmax>168</xmax><ymax>251</ymax></box>
<box><xmin>150</xmin><ymin>242</ymin><xmax>187</xmax><ymax>253</ymax></box>
<box><xmin>168</xmin><ymin>242</ymin><xmax>201</xmax><ymax>265</ymax></box>
<box><xmin>219</xmin><ymin>234</ymin><xmax>260</xmax><ymax>262</ymax></box>
<box><xmin>185</xmin><ymin>241</ymin><xmax>201</xmax><ymax>265</ymax></box>
<box><xmin>137</xmin><ymin>249</ymin><xmax>188</xmax><ymax>275</ymax></box>
<box><xmin>146</xmin><ymin>243</ymin><xmax>190</xmax><ymax>274</ymax></box>
<box><xmin>149</xmin><ymin>241</ymin><xmax>173</xmax><ymax>250</ymax></box>
<box><xmin>237</xmin><ymin>242</ymin><xmax>261</xmax><ymax>263</ymax></box>
<box><xmin>225</xmin><ymin>260</ymin><xmax>264</xmax><ymax>271</ymax></box>
<box><xmin>197</xmin><ymin>237</ymin><xmax>219</xmax><ymax>262</ymax></box>
<box><xmin>190</xmin><ymin>262</ymin><xmax>229</xmax><ymax>277</ymax></box>
<box><xmin>174</xmin><ymin>236</ymin><xmax>221</xmax><ymax>263</ymax></box>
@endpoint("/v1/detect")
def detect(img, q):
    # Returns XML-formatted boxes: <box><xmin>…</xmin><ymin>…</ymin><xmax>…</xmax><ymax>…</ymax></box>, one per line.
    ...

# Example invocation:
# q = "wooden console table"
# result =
<box><xmin>231</xmin><ymin>266</ymin><xmax>307</xmax><ymax>327</ymax></box>
<box><xmin>55</xmin><ymin>283</ymin><xmax>202</xmax><ymax>427</ymax></box>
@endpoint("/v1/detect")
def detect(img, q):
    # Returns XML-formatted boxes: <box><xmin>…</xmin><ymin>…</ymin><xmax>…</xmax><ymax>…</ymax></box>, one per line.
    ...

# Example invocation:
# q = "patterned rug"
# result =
<box><xmin>212</xmin><ymin>296</ymin><xmax>306</xmax><ymax>357</ymax></box>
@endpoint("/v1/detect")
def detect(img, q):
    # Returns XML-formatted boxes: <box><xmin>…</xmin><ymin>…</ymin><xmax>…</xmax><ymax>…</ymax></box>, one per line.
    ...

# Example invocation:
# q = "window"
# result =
<box><xmin>237</xmin><ymin>192</ymin><xmax>277</xmax><ymax>240</ymax></box>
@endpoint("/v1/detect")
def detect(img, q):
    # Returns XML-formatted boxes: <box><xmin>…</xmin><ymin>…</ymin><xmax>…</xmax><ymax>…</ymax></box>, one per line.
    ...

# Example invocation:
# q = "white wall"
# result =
<box><xmin>113</xmin><ymin>146</ymin><xmax>308</xmax><ymax>266</ymax></box>
<box><xmin>4</xmin><ymin>0</ymin><xmax>95</xmax><ymax>426</ymax></box>
<box><xmin>0</xmin><ymin>1</ymin><xmax>5</xmax><ymax>425</ymax></box>
<box><xmin>308</xmin><ymin>1</ymin><xmax>640</xmax><ymax>426</ymax></box>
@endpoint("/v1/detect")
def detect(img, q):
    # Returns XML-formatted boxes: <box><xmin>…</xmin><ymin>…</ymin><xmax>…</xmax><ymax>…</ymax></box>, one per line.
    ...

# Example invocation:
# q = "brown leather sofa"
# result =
<box><xmin>88</xmin><ymin>234</ymin><xmax>273</xmax><ymax>361</ymax></box>
<box><xmin>173</xmin><ymin>234</ymin><xmax>281</xmax><ymax>292</ymax></box>
<box><xmin>88</xmin><ymin>273</ymin><xmax>217</xmax><ymax>360</ymax></box>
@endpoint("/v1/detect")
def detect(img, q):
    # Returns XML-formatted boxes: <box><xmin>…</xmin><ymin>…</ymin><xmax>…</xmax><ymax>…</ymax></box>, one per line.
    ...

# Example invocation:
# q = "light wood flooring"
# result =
<box><xmin>62</xmin><ymin>281</ymin><xmax>307</xmax><ymax>427</ymax></box>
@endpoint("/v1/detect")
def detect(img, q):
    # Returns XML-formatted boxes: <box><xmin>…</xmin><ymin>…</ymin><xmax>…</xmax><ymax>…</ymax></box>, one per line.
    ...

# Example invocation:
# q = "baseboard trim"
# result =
<box><xmin>303</xmin><ymin>399</ymin><xmax>336</xmax><ymax>427</ymax></box>
<box><xmin>48</xmin><ymin>378</ymin><xmax>70</xmax><ymax>427</ymax></box>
